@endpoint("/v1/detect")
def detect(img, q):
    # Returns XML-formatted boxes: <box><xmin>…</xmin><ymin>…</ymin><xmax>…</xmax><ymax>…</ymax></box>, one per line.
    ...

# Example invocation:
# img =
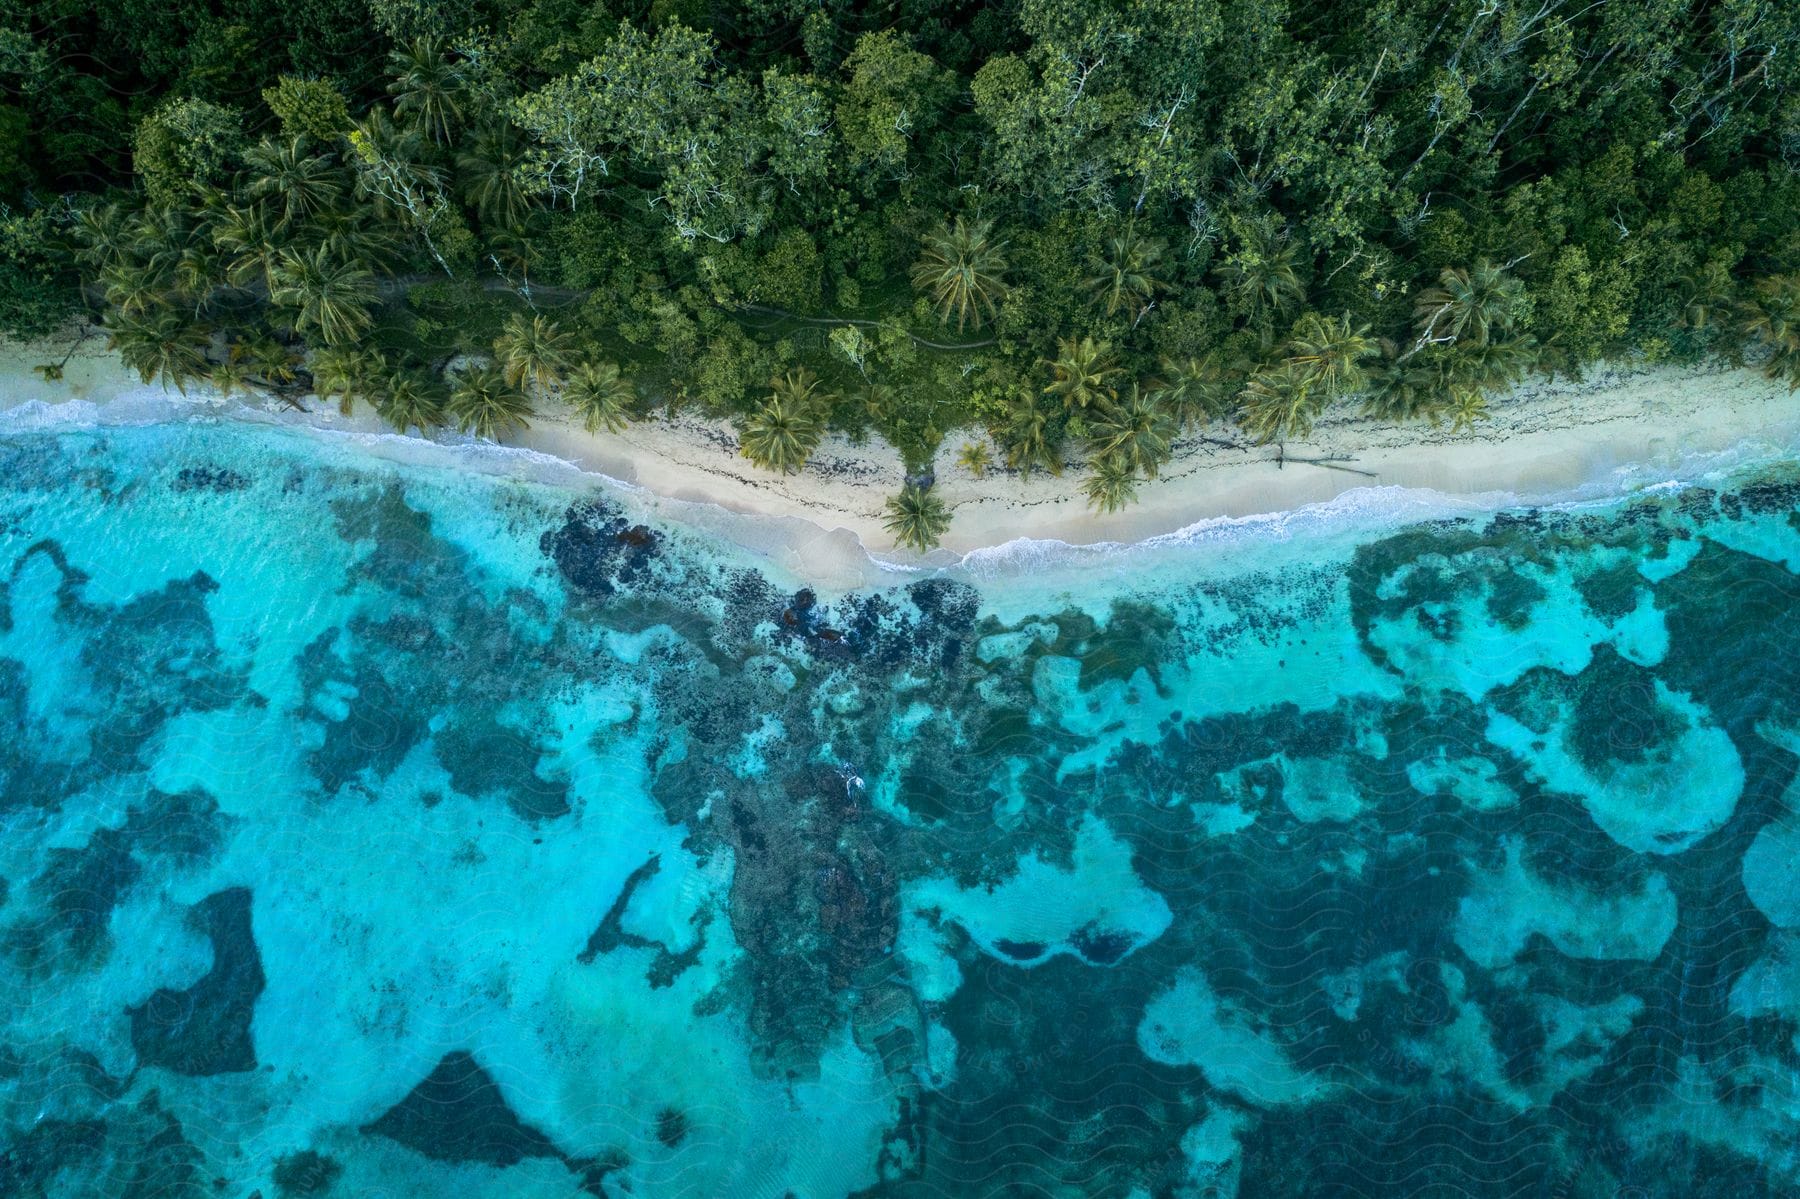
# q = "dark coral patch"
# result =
<box><xmin>128</xmin><ymin>888</ymin><xmax>265</xmax><ymax>1076</ymax></box>
<box><xmin>362</xmin><ymin>1051</ymin><xmax>561</xmax><ymax>1167</ymax></box>
<box><xmin>541</xmin><ymin>499</ymin><xmax>661</xmax><ymax>598</ymax></box>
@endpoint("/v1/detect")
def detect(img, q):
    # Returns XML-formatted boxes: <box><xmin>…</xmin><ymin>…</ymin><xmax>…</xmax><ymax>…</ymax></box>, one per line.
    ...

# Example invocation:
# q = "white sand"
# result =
<box><xmin>5</xmin><ymin>334</ymin><xmax>1799</xmax><ymax>589</ymax></box>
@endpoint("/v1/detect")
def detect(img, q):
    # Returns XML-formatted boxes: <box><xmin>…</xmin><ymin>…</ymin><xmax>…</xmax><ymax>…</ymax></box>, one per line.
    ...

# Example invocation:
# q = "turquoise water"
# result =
<box><xmin>2</xmin><ymin>419</ymin><xmax>1799</xmax><ymax>1197</ymax></box>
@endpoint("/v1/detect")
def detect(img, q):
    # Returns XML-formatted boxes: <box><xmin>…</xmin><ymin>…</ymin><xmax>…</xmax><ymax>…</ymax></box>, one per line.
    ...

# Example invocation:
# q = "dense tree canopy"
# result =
<box><xmin>4</xmin><ymin>0</ymin><xmax>1800</xmax><ymax>543</ymax></box>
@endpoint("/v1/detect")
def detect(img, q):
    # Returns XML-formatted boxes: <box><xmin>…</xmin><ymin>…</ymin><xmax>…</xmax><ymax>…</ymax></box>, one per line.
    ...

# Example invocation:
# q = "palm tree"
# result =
<box><xmin>207</xmin><ymin>357</ymin><xmax>249</xmax><ymax>397</ymax></box>
<box><xmin>72</xmin><ymin>203</ymin><xmax>133</xmax><ymax>274</ymax></box>
<box><xmin>1042</xmin><ymin>336</ymin><xmax>1122</xmax><ymax>414</ymax></box>
<box><xmin>240</xmin><ymin>335</ymin><xmax>300</xmax><ymax>387</ymax></box>
<box><xmin>245</xmin><ymin>137</ymin><xmax>344</xmax><ymax>222</ymax></box>
<box><xmin>956</xmin><ymin>441</ymin><xmax>993</xmax><ymax>476</ymax></box>
<box><xmin>1738</xmin><ymin>275</ymin><xmax>1800</xmax><ymax>368</ymax></box>
<box><xmin>884</xmin><ymin>483</ymin><xmax>952</xmax><ymax>551</ymax></box>
<box><xmin>310</xmin><ymin>345</ymin><xmax>384</xmax><ymax>415</ymax></box>
<box><xmin>1157</xmin><ymin>353</ymin><xmax>1240</xmax><ymax>428</ymax></box>
<box><xmin>450</xmin><ymin>363</ymin><xmax>534</xmax><ymax>438</ymax></box>
<box><xmin>1083</xmin><ymin>455</ymin><xmax>1139</xmax><ymax>514</ymax></box>
<box><xmin>271</xmin><ymin>245</ymin><xmax>377</xmax><ymax>346</ymax></box>
<box><xmin>911</xmin><ymin>217</ymin><xmax>1009</xmax><ymax>331</ymax></box>
<box><xmin>1088</xmin><ymin>383</ymin><xmax>1174</xmax><ymax>478</ymax></box>
<box><xmin>1085</xmin><ymin>226</ymin><xmax>1167</xmax><ymax>319</ymax></box>
<box><xmin>1412</xmin><ymin>260</ymin><xmax>1527</xmax><ymax>348</ymax></box>
<box><xmin>1003</xmin><ymin>391</ymin><xmax>1061</xmax><ymax>477</ymax></box>
<box><xmin>378</xmin><ymin>371</ymin><xmax>449</xmax><ymax>434</ymax></box>
<box><xmin>1283</xmin><ymin>312</ymin><xmax>1376</xmax><ymax>399</ymax></box>
<box><xmin>388</xmin><ymin>37</ymin><xmax>463</xmax><ymax>146</ymax></box>
<box><xmin>457</xmin><ymin>121</ymin><xmax>530</xmax><ymax>229</ymax></box>
<box><xmin>1445</xmin><ymin>386</ymin><xmax>1490</xmax><ymax>432</ymax></box>
<box><xmin>1238</xmin><ymin>362</ymin><xmax>1323</xmax><ymax>444</ymax></box>
<box><xmin>1677</xmin><ymin>260</ymin><xmax>1736</xmax><ymax>331</ymax></box>
<box><xmin>105</xmin><ymin>309</ymin><xmax>210</xmax><ymax>392</ymax></box>
<box><xmin>769</xmin><ymin>366</ymin><xmax>834</xmax><ymax>411</ymax></box>
<box><xmin>494</xmin><ymin>313</ymin><xmax>575</xmax><ymax>393</ymax></box>
<box><xmin>213</xmin><ymin>201</ymin><xmax>291</xmax><ymax>292</ymax></box>
<box><xmin>304</xmin><ymin>209</ymin><xmax>405</xmax><ymax>276</ymax></box>
<box><xmin>101</xmin><ymin>259</ymin><xmax>175</xmax><ymax>317</ymax></box>
<box><xmin>1362</xmin><ymin>339</ymin><xmax>1436</xmax><ymax>422</ymax></box>
<box><xmin>741</xmin><ymin>390</ymin><xmax>825</xmax><ymax>474</ymax></box>
<box><xmin>1214</xmin><ymin>215</ymin><xmax>1306</xmax><ymax>339</ymax></box>
<box><xmin>564</xmin><ymin>360</ymin><xmax>636</xmax><ymax>433</ymax></box>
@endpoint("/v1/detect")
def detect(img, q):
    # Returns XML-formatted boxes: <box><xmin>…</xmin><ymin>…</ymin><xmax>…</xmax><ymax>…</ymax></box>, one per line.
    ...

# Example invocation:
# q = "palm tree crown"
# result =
<box><xmin>911</xmin><ymin>217</ymin><xmax>1009</xmax><ymax>332</ymax></box>
<box><xmin>1089</xmin><ymin>383</ymin><xmax>1175</xmax><ymax>478</ymax></box>
<box><xmin>1283</xmin><ymin>312</ymin><xmax>1377</xmax><ymax>399</ymax></box>
<box><xmin>389</xmin><ymin>37</ymin><xmax>463</xmax><ymax>146</ymax></box>
<box><xmin>245</xmin><ymin>137</ymin><xmax>344</xmax><ymax>222</ymax></box>
<box><xmin>1042</xmin><ymin>335</ymin><xmax>1122</xmax><ymax>413</ymax></box>
<box><xmin>1412</xmin><ymin>260</ymin><xmax>1528</xmax><ymax>347</ymax></box>
<box><xmin>564</xmin><ymin>360</ymin><xmax>636</xmax><ymax>433</ymax></box>
<box><xmin>450</xmin><ymin>363</ymin><xmax>534</xmax><ymax>438</ymax></box>
<box><xmin>1085</xmin><ymin>226</ymin><xmax>1167</xmax><ymax>319</ymax></box>
<box><xmin>271</xmin><ymin>245</ymin><xmax>377</xmax><ymax>346</ymax></box>
<box><xmin>884</xmin><ymin>483</ymin><xmax>952</xmax><ymax>552</ymax></box>
<box><xmin>494</xmin><ymin>312</ymin><xmax>574</xmax><ymax>393</ymax></box>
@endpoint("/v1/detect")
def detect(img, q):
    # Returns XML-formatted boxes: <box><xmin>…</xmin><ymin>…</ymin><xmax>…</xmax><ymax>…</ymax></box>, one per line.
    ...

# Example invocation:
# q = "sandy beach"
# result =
<box><xmin>5</xmin><ymin>334</ymin><xmax>1799</xmax><ymax>588</ymax></box>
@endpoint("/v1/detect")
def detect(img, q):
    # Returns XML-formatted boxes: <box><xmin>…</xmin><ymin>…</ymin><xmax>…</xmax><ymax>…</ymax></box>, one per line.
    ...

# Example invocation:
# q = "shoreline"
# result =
<box><xmin>4</xmin><ymin>337</ymin><xmax>1799</xmax><ymax>588</ymax></box>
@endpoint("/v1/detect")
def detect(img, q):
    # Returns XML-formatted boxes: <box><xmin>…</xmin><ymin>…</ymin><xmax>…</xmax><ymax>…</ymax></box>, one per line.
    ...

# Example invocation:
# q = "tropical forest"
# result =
<box><xmin>3</xmin><ymin>0</ymin><xmax>1800</xmax><ymax>536</ymax></box>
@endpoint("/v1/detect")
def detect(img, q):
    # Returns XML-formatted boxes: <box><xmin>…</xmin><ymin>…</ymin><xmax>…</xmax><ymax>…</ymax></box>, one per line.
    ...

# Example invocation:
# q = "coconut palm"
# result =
<box><xmin>741</xmin><ymin>391</ymin><xmax>825</xmax><ymax>474</ymax></box>
<box><xmin>271</xmin><ymin>245</ymin><xmax>377</xmax><ymax>346</ymax></box>
<box><xmin>457</xmin><ymin>121</ymin><xmax>530</xmax><ymax>229</ymax></box>
<box><xmin>494</xmin><ymin>312</ymin><xmax>574</xmax><ymax>393</ymax></box>
<box><xmin>884</xmin><ymin>483</ymin><xmax>952</xmax><ymax>552</ymax></box>
<box><xmin>1738</xmin><ymin>275</ymin><xmax>1800</xmax><ymax>362</ymax></box>
<box><xmin>245</xmin><ymin>137</ymin><xmax>344</xmax><ymax>222</ymax></box>
<box><xmin>101</xmin><ymin>259</ymin><xmax>175</xmax><ymax>317</ymax></box>
<box><xmin>1042</xmin><ymin>335</ymin><xmax>1122</xmax><ymax>414</ymax></box>
<box><xmin>450</xmin><ymin>363</ymin><xmax>534</xmax><ymax>438</ymax></box>
<box><xmin>1085</xmin><ymin>226</ymin><xmax>1167</xmax><ymax>319</ymax></box>
<box><xmin>1412</xmin><ymin>260</ymin><xmax>1528</xmax><ymax>347</ymax></box>
<box><xmin>1003</xmin><ymin>391</ymin><xmax>1061</xmax><ymax>477</ymax></box>
<box><xmin>72</xmin><ymin>202</ymin><xmax>133</xmax><ymax>273</ymax></box>
<box><xmin>1238</xmin><ymin>362</ymin><xmax>1323</xmax><ymax>444</ymax></box>
<box><xmin>564</xmin><ymin>360</ymin><xmax>636</xmax><ymax>433</ymax></box>
<box><xmin>389</xmin><ymin>37</ymin><xmax>463</xmax><ymax>146</ymax></box>
<box><xmin>1445</xmin><ymin>386</ymin><xmax>1490</xmax><ymax>432</ymax></box>
<box><xmin>1156</xmin><ymin>353</ymin><xmax>1240</xmax><ymax>428</ymax></box>
<box><xmin>911</xmin><ymin>217</ymin><xmax>1009</xmax><ymax>331</ymax></box>
<box><xmin>769</xmin><ymin>366</ymin><xmax>833</xmax><ymax>411</ymax></box>
<box><xmin>1083</xmin><ymin>454</ymin><xmax>1140</xmax><ymax>514</ymax></box>
<box><xmin>1362</xmin><ymin>339</ymin><xmax>1437</xmax><ymax>422</ymax></box>
<box><xmin>310</xmin><ymin>345</ymin><xmax>384</xmax><ymax>415</ymax></box>
<box><xmin>1214</xmin><ymin>215</ymin><xmax>1306</xmax><ymax>339</ymax></box>
<box><xmin>1088</xmin><ymin>383</ymin><xmax>1175</xmax><ymax>479</ymax></box>
<box><xmin>304</xmin><ymin>209</ymin><xmax>405</xmax><ymax>276</ymax></box>
<box><xmin>207</xmin><ymin>357</ymin><xmax>249</xmax><ymax>397</ymax></box>
<box><xmin>240</xmin><ymin>334</ymin><xmax>300</xmax><ymax>387</ymax></box>
<box><xmin>1283</xmin><ymin>312</ymin><xmax>1377</xmax><ymax>399</ymax></box>
<box><xmin>378</xmin><ymin>371</ymin><xmax>449</xmax><ymax>434</ymax></box>
<box><xmin>105</xmin><ymin>308</ymin><xmax>210</xmax><ymax>392</ymax></box>
<box><xmin>213</xmin><ymin>201</ymin><xmax>291</xmax><ymax>292</ymax></box>
<box><xmin>1677</xmin><ymin>260</ymin><xmax>1736</xmax><ymax>331</ymax></box>
<box><xmin>956</xmin><ymin>441</ymin><xmax>993</xmax><ymax>476</ymax></box>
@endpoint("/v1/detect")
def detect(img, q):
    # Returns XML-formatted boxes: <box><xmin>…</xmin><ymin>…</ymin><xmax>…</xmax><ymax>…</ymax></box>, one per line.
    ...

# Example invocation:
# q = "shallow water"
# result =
<box><xmin>2</xmin><ymin>419</ymin><xmax>1799</xmax><ymax>1197</ymax></box>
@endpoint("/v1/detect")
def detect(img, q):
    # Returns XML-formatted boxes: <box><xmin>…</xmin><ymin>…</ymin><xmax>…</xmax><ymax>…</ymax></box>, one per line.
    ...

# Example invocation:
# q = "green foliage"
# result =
<box><xmin>564</xmin><ymin>360</ymin><xmax>637</xmax><ymax>432</ymax></box>
<box><xmin>133</xmin><ymin>98</ymin><xmax>245</xmax><ymax>207</ymax></box>
<box><xmin>0</xmin><ymin>204</ymin><xmax>80</xmax><ymax>338</ymax></box>
<box><xmin>835</xmin><ymin>32</ymin><xmax>948</xmax><ymax>173</ymax></box>
<box><xmin>263</xmin><ymin>78</ymin><xmax>352</xmax><ymax>143</ymax></box>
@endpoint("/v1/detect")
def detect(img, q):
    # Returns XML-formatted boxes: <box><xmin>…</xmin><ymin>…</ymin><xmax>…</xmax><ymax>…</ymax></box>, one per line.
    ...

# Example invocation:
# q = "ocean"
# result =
<box><xmin>1</xmin><ymin>415</ymin><xmax>1798</xmax><ymax>1197</ymax></box>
